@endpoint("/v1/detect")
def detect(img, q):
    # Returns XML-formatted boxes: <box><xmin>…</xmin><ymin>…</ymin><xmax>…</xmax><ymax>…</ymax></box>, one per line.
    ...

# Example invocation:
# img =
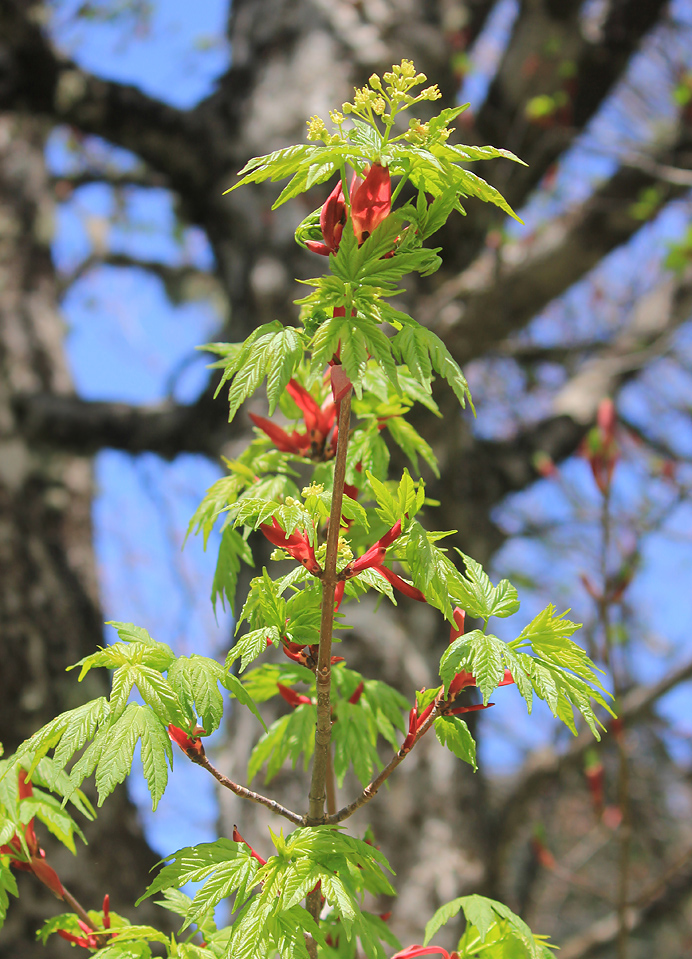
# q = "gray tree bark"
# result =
<box><xmin>0</xmin><ymin>114</ymin><xmax>168</xmax><ymax>958</ymax></box>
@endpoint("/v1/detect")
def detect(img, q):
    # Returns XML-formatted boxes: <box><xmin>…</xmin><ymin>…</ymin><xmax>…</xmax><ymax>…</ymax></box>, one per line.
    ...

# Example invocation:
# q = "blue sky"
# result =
<box><xmin>46</xmin><ymin>0</ymin><xmax>692</xmax><ymax>850</ymax></box>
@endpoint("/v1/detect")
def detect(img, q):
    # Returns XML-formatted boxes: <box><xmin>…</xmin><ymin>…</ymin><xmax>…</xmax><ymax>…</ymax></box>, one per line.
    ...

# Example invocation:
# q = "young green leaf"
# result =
<box><xmin>434</xmin><ymin>716</ymin><xmax>477</xmax><ymax>770</ymax></box>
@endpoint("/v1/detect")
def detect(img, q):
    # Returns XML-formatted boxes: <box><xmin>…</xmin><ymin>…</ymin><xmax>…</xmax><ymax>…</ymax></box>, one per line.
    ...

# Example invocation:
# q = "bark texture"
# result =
<box><xmin>0</xmin><ymin>115</ymin><xmax>167</xmax><ymax>958</ymax></box>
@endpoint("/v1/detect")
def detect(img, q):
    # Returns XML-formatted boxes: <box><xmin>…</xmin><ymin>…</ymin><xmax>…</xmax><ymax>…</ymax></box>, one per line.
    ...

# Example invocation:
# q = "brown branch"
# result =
<box><xmin>559</xmin><ymin>850</ymin><xmax>692</xmax><ymax>959</ymax></box>
<box><xmin>431</xmin><ymin>132</ymin><xmax>692</xmax><ymax>366</ymax></box>
<box><xmin>325</xmin><ymin>702</ymin><xmax>441</xmax><ymax>826</ymax></box>
<box><xmin>58</xmin><ymin>252</ymin><xmax>220</xmax><ymax>303</ymax></box>
<box><xmin>189</xmin><ymin>752</ymin><xmax>304</xmax><ymax>826</ymax></box>
<box><xmin>53</xmin><ymin>168</ymin><xmax>169</xmax><ymax>191</ymax></box>
<box><xmin>622</xmin><ymin>152</ymin><xmax>692</xmax><ymax>186</ymax></box>
<box><xmin>13</xmin><ymin>388</ymin><xmax>237</xmax><ymax>459</ymax></box>
<box><xmin>307</xmin><ymin>389</ymin><xmax>352</xmax><ymax>825</ymax></box>
<box><xmin>472</xmin><ymin>0</ymin><xmax>670</xmax><ymax>209</ymax></box>
<box><xmin>61</xmin><ymin>886</ymin><xmax>98</xmax><ymax>931</ymax></box>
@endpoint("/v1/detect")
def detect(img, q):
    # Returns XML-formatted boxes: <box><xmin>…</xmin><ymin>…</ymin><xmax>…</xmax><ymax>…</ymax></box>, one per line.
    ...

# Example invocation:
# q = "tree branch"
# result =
<box><xmin>559</xmin><ymin>851</ymin><xmax>692</xmax><ymax>958</ymax></box>
<box><xmin>190</xmin><ymin>752</ymin><xmax>304</xmax><ymax>826</ymax></box>
<box><xmin>488</xmin><ymin>653</ymin><xmax>692</xmax><ymax>888</ymax></box>
<box><xmin>0</xmin><ymin>0</ymin><xmax>213</xmax><ymax>198</ymax></box>
<box><xmin>53</xmin><ymin>168</ymin><xmax>169</xmax><ymax>191</ymax></box>
<box><xmin>13</xmin><ymin>389</ymin><xmax>236</xmax><ymax>459</ymax></box>
<box><xmin>58</xmin><ymin>252</ymin><xmax>221</xmax><ymax>303</ymax></box>
<box><xmin>307</xmin><ymin>389</ymin><xmax>352</xmax><ymax>825</ymax></box>
<box><xmin>432</xmin><ymin>131</ymin><xmax>692</xmax><ymax>366</ymax></box>
<box><xmin>472</xmin><ymin>0</ymin><xmax>669</xmax><ymax>208</ymax></box>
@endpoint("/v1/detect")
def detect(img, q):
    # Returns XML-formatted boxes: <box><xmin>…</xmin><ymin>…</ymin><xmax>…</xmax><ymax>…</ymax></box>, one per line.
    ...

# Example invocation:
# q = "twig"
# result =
<box><xmin>307</xmin><ymin>389</ymin><xmax>352</xmax><ymax>825</ymax></box>
<box><xmin>630</xmin><ymin>846</ymin><xmax>692</xmax><ymax>908</ymax></box>
<box><xmin>622</xmin><ymin>153</ymin><xmax>692</xmax><ymax>187</ymax></box>
<box><xmin>326</xmin><ymin>705</ymin><xmax>440</xmax><ymax>825</ymax></box>
<box><xmin>190</xmin><ymin>753</ymin><xmax>304</xmax><ymax>826</ymax></box>
<box><xmin>62</xmin><ymin>886</ymin><xmax>98</xmax><ymax>930</ymax></box>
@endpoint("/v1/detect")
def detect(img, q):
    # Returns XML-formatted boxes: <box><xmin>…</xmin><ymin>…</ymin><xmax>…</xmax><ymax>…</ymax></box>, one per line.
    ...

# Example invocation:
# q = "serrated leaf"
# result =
<box><xmin>211</xmin><ymin>526</ymin><xmax>253</xmax><ymax>614</ymax></box>
<box><xmin>454</xmin><ymin>551</ymin><xmax>520</xmax><ymax>619</ymax></box>
<box><xmin>385</xmin><ymin>416</ymin><xmax>439</xmax><ymax>477</ymax></box>
<box><xmin>93</xmin><ymin>704</ymin><xmax>171</xmax><ymax>809</ymax></box>
<box><xmin>226</xmin><ymin>628</ymin><xmax>275</xmax><ymax>673</ymax></box>
<box><xmin>167</xmin><ymin>655</ymin><xmax>225</xmax><ymax>735</ymax></box>
<box><xmin>434</xmin><ymin>716</ymin><xmax>477</xmax><ymax>770</ymax></box>
<box><xmin>265</xmin><ymin>328</ymin><xmax>304</xmax><ymax>413</ymax></box>
<box><xmin>222</xmin><ymin>671</ymin><xmax>267</xmax><ymax>731</ymax></box>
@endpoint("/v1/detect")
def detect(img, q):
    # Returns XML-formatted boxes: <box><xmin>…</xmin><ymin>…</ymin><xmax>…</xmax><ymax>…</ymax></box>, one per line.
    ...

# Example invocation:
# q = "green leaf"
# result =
<box><xmin>394</xmin><ymin>326</ymin><xmax>472</xmax><ymax>410</ymax></box>
<box><xmin>92</xmin><ymin>703</ymin><xmax>172</xmax><ymax>809</ymax></box>
<box><xmin>20</xmin><ymin>790</ymin><xmax>85</xmax><ymax>853</ymax></box>
<box><xmin>332</xmin><ymin>703</ymin><xmax>381</xmax><ymax>786</ymax></box>
<box><xmin>424</xmin><ymin>894</ymin><xmax>551</xmax><ymax>958</ymax></box>
<box><xmin>226</xmin><ymin>628</ymin><xmax>276</xmax><ymax>673</ymax></box>
<box><xmin>0</xmin><ymin>860</ymin><xmax>18</xmax><ymax>928</ymax></box>
<box><xmin>385</xmin><ymin>415</ymin><xmax>439</xmax><ymax>477</ymax></box>
<box><xmin>440</xmin><ymin>631</ymin><xmax>506</xmax><ymax>704</ymax></box>
<box><xmin>12</xmin><ymin>697</ymin><xmax>110</xmax><ymax>781</ymax></box>
<box><xmin>211</xmin><ymin>526</ymin><xmax>253</xmax><ymax>614</ymax></box>
<box><xmin>265</xmin><ymin>327</ymin><xmax>304</xmax><ymax>413</ymax></box>
<box><xmin>167</xmin><ymin>655</ymin><xmax>226</xmax><ymax>735</ymax></box>
<box><xmin>434</xmin><ymin>716</ymin><xmax>477</xmax><ymax>770</ymax></box>
<box><xmin>453</xmin><ymin>551</ymin><xmax>520</xmax><ymax>620</ymax></box>
<box><xmin>222</xmin><ymin>671</ymin><xmax>267</xmax><ymax>732</ymax></box>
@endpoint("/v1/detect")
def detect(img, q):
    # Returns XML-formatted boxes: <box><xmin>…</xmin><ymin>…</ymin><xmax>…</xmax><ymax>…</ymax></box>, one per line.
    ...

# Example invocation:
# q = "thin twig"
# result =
<box><xmin>190</xmin><ymin>753</ymin><xmax>304</xmax><ymax>826</ymax></box>
<box><xmin>62</xmin><ymin>886</ymin><xmax>98</xmax><ymax>930</ymax></box>
<box><xmin>326</xmin><ymin>705</ymin><xmax>440</xmax><ymax>825</ymax></box>
<box><xmin>630</xmin><ymin>845</ymin><xmax>692</xmax><ymax>908</ymax></box>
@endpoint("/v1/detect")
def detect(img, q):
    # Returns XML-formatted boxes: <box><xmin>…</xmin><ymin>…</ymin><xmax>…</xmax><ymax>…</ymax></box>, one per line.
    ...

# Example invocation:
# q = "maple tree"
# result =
<box><xmin>0</xmin><ymin>61</ymin><xmax>615</xmax><ymax>959</ymax></box>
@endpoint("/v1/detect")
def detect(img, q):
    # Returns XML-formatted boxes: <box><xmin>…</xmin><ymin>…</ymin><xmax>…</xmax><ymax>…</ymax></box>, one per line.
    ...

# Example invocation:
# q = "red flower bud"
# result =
<box><xmin>167</xmin><ymin>724</ymin><xmax>205</xmax><ymax>758</ymax></box>
<box><xmin>351</xmin><ymin>164</ymin><xmax>392</xmax><ymax>244</ymax></box>
<box><xmin>233</xmin><ymin>825</ymin><xmax>267</xmax><ymax>865</ymax></box>
<box><xmin>260</xmin><ymin>519</ymin><xmax>321</xmax><ymax>575</ymax></box>
<box><xmin>277</xmin><ymin>683</ymin><xmax>313</xmax><ymax>708</ymax></box>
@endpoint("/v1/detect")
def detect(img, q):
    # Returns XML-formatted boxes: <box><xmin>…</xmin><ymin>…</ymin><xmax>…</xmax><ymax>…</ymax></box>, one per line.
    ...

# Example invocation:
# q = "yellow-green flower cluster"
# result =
<box><xmin>341</xmin><ymin>61</ymin><xmax>442</xmax><ymax>125</ymax></box>
<box><xmin>305</xmin><ymin>114</ymin><xmax>343</xmax><ymax>144</ymax></box>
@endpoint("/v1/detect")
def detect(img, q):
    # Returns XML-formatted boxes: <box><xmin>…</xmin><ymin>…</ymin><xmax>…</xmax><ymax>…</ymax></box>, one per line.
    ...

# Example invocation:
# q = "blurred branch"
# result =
<box><xmin>470</xmin><ymin>0</ymin><xmax>669</xmax><ymax>208</ymax></box>
<box><xmin>0</xmin><ymin>0</ymin><xmax>211</xmax><ymax>197</ymax></box>
<box><xmin>560</xmin><ymin>850</ymin><xmax>692</xmax><ymax>958</ymax></box>
<box><xmin>433</xmin><ymin>133</ymin><xmax>692</xmax><ymax>366</ymax></box>
<box><xmin>622</xmin><ymin>152</ymin><xmax>692</xmax><ymax>186</ymax></box>
<box><xmin>58</xmin><ymin>252</ymin><xmax>223</xmax><ymax>304</ymax></box>
<box><xmin>487</xmin><ymin>653</ymin><xmax>692</xmax><ymax>892</ymax></box>
<box><xmin>13</xmin><ymin>388</ymin><xmax>238</xmax><ymax>459</ymax></box>
<box><xmin>53</xmin><ymin>168</ymin><xmax>169</xmax><ymax>191</ymax></box>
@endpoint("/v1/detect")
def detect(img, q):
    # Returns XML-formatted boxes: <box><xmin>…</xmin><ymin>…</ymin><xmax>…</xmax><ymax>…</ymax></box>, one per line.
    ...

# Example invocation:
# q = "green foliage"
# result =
<box><xmin>424</xmin><ymin>894</ymin><xmax>554</xmax><ymax>957</ymax></box>
<box><xmin>247</xmin><ymin>705</ymin><xmax>317</xmax><ymax>784</ymax></box>
<box><xmin>0</xmin><ymin>859</ymin><xmax>17</xmax><ymax>930</ymax></box>
<box><xmin>212</xmin><ymin>322</ymin><xmax>304</xmax><ymax>421</ymax></box>
<box><xmin>440</xmin><ymin>606</ymin><xmax>612</xmax><ymax>736</ymax></box>
<box><xmin>434</xmin><ymin>716</ymin><xmax>477</xmax><ymax>771</ymax></box>
<box><xmin>1</xmin><ymin>60</ymin><xmax>610</xmax><ymax>959</ymax></box>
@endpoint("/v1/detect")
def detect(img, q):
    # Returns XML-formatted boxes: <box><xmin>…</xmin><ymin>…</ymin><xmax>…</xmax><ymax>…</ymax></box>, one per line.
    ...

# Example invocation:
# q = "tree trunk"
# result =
<box><xmin>0</xmin><ymin>114</ymin><xmax>166</xmax><ymax>957</ymax></box>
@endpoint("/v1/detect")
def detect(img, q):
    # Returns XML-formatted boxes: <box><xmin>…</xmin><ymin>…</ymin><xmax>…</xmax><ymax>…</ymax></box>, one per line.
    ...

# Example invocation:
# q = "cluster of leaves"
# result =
<box><xmin>424</xmin><ymin>894</ymin><xmax>555</xmax><ymax>958</ymax></box>
<box><xmin>4</xmin><ymin>623</ymin><xmax>263</xmax><ymax>811</ymax></box>
<box><xmin>135</xmin><ymin>827</ymin><xmax>399</xmax><ymax>959</ymax></box>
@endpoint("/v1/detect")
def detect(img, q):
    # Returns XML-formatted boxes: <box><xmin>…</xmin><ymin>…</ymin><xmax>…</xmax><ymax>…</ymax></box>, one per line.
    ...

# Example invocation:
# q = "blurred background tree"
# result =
<box><xmin>1</xmin><ymin>0</ymin><xmax>691</xmax><ymax>956</ymax></box>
